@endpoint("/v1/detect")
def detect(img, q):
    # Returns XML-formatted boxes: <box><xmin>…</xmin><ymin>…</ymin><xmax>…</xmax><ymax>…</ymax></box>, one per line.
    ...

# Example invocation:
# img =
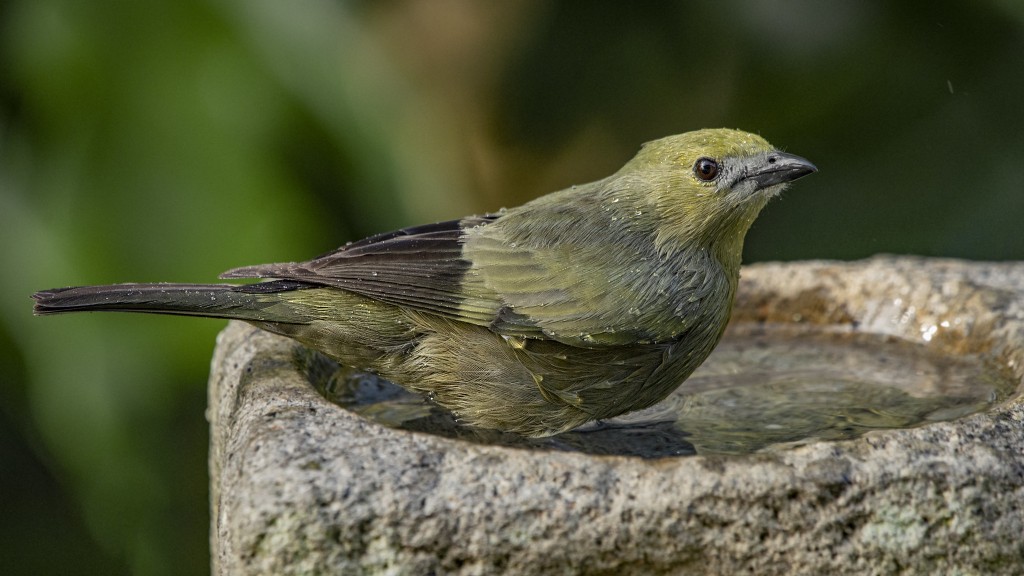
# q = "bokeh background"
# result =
<box><xmin>1</xmin><ymin>1</ymin><xmax>1022</xmax><ymax>574</ymax></box>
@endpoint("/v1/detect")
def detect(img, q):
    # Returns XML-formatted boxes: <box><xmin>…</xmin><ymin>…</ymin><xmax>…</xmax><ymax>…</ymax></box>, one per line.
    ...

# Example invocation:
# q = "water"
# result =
<box><xmin>299</xmin><ymin>323</ymin><xmax>1017</xmax><ymax>458</ymax></box>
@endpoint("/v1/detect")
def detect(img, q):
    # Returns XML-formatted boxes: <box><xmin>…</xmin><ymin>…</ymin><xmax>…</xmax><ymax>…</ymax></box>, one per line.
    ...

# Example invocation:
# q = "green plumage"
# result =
<box><xmin>33</xmin><ymin>129</ymin><xmax>815</xmax><ymax>437</ymax></box>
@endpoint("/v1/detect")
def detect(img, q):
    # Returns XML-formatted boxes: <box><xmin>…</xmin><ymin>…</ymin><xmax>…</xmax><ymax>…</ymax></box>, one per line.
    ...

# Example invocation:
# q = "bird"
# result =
<box><xmin>33</xmin><ymin>128</ymin><xmax>816</xmax><ymax>437</ymax></box>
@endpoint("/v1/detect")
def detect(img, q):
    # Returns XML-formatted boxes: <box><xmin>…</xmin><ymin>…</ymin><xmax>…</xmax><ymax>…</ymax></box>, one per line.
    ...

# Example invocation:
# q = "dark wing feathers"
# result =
<box><xmin>331</xmin><ymin>218</ymin><xmax>475</xmax><ymax>256</ymax></box>
<box><xmin>220</xmin><ymin>215</ymin><xmax>502</xmax><ymax>326</ymax></box>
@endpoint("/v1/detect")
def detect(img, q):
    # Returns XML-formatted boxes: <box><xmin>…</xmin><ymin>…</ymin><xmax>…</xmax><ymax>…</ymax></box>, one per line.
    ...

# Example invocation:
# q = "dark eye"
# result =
<box><xmin>693</xmin><ymin>157</ymin><xmax>720</xmax><ymax>181</ymax></box>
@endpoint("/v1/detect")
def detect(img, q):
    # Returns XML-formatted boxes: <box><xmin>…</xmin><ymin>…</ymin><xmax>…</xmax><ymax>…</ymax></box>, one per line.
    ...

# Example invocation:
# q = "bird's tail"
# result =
<box><xmin>32</xmin><ymin>280</ymin><xmax>311</xmax><ymax>323</ymax></box>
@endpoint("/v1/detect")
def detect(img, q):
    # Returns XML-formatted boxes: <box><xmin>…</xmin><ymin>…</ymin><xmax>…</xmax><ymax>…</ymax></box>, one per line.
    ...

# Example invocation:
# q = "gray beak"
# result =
<box><xmin>746</xmin><ymin>152</ymin><xmax>817</xmax><ymax>189</ymax></box>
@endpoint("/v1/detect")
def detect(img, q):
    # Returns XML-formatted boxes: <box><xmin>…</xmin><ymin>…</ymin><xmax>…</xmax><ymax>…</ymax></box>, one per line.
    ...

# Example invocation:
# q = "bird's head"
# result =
<box><xmin>622</xmin><ymin>128</ymin><xmax>816</xmax><ymax>266</ymax></box>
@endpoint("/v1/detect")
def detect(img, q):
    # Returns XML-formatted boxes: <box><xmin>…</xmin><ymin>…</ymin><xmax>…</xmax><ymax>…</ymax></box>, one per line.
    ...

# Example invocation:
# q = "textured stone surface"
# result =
<box><xmin>209</xmin><ymin>257</ymin><xmax>1024</xmax><ymax>575</ymax></box>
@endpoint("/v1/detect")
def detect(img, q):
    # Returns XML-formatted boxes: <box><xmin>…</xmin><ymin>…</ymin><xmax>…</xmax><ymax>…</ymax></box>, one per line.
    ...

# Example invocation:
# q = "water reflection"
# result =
<box><xmin>299</xmin><ymin>324</ymin><xmax>1015</xmax><ymax>458</ymax></box>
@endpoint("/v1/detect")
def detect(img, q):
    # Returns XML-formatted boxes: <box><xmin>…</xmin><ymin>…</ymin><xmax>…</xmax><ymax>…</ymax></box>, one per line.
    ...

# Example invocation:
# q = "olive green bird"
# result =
<box><xmin>33</xmin><ymin>129</ymin><xmax>815</xmax><ymax>437</ymax></box>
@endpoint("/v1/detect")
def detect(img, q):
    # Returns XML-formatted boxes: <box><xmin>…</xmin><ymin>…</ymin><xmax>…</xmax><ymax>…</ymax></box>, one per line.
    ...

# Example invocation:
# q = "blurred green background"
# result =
<box><xmin>1</xmin><ymin>1</ymin><xmax>1022</xmax><ymax>574</ymax></box>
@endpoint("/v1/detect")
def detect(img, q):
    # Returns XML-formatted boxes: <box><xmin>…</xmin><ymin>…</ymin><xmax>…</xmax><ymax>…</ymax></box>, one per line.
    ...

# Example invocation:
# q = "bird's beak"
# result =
<box><xmin>745</xmin><ymin>152</ymin><xmax>817</xmax><ymax>189</ymax></box>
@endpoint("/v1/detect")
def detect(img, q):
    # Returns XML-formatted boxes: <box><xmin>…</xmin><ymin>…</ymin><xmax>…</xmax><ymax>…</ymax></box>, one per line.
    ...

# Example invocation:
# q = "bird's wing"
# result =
<box><xmin>222</xmin><ymin>197</ymin><xmax>724</xmax><ymax>346</ymax></box>
<box><xmin>220</xmin><ymin>216</ymin><xmax>504</xmax><ymax>327</ymax></box>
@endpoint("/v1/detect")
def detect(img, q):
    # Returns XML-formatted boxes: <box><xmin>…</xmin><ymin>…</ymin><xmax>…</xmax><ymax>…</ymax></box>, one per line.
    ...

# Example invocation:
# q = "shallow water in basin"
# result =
<box><xmin>302</xmin><ymin>324</ymin><xmax>1017</xmax><ymax>458</ymax></box>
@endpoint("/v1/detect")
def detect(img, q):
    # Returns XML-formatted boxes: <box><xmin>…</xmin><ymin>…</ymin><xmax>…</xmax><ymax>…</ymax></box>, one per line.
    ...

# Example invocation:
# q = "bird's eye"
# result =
<box><xmin>693</xmin><ymin>157</ymin><xmax>720</xmax><ymax>181</ymax></box>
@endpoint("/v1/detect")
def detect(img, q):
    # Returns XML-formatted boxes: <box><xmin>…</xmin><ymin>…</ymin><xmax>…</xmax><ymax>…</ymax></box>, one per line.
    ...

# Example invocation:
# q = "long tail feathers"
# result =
<box><xmin>32</xmin><ymin>281</ymin><xmax>309</xmax><ymax>323</ymax></box>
